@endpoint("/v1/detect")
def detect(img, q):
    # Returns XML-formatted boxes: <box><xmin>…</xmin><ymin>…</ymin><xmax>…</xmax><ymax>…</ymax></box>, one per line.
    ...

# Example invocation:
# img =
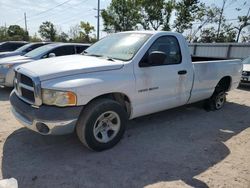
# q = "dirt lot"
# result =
<box><xmin>0</xmin><ymin>87</ymin><xmax>250</xmax><ymax>188</ymax></box>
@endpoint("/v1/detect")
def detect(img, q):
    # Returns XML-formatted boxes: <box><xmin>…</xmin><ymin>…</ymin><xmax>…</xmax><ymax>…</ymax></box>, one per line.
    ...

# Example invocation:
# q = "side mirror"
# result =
<box><xmin>148</xmin><ymin>51</ymin><xmax>166</xmax><ymax>66</ymax></box>
<box><xmin>48</xmin><ymin>53</ymin><xmax>56</xmax><ymax>58</ymax></box>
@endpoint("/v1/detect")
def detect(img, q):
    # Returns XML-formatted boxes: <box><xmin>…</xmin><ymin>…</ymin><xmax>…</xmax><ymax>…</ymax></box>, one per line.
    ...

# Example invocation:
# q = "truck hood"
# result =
<box><xmin>243</xmin><ymin>64</ymin><xmax>250</xmax><ymax>72</ymax></box>
<box><xmin>0</xmin><ymin>55</ymin><xmax>33</xmax><ymax>65</ymax></box>
<box><xmin>18</xmin><ymin>55</ymin><xmax>124</xmax><ymax>81</ymax></box>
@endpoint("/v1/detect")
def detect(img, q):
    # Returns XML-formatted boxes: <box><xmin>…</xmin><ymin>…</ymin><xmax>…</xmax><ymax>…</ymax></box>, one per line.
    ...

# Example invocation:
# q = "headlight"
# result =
<box><xmin>42</xmin><ymin>89</ymin><xmax>77</xmax><ymax>107</ymax></box>
<box><xmin>0</xmin><ymin>64</ymin><xmax>13</xmax><ymax>69</ymax></box>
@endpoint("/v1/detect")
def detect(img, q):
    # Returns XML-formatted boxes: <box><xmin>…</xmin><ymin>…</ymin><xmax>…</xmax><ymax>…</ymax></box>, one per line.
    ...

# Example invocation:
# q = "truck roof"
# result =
<box><xmin>119</xmin><ymin>30</ymin><xmax>181</xmax><ymax>36</ymax></box>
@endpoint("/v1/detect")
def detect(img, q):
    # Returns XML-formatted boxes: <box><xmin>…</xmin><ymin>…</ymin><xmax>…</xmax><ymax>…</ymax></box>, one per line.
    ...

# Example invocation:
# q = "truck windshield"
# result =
<box><xmin>24</xmin><ymin>44</ymin><xmax>56</xmax><ymax>58</ymax></box>
<box><xmin>242</xmin><ymin>56</ymin><xmax>250</xmax><ymax>64</ymax></box>
<box><xmin>84</xmin><ymin>33</ymin><xmax>152</xmax><ymax>61</ymax></box>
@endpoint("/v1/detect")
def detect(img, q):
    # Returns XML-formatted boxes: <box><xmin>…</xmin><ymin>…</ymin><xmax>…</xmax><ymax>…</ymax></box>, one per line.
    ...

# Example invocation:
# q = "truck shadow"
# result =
<box><xmin>2</xmin><ymin>102</ymin><xmax>250</xmax><ymax>188</ymax></box>
<box><xmin>0</xmin><ymin>87</ymin><xmax>12</xmax><ymax>101</ymax></box>
<box><xmin>238</xmin><ymin>84</ymin><xmax>250</xmax><ymax>91</ymax></box>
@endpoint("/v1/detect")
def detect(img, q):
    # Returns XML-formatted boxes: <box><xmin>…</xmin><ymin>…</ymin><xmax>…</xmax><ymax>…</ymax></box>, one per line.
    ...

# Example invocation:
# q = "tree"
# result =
<box><xmin>162</xmin><ymin>0</ymin><xmax>175</xmax><ymax>31</ymax></box>
<box><xmin>235</xmin><ymin>15</ymin><xmax>250</xmax><ymax>42</ymax></box>
<box><xmin>29</xmin><ymin>33</ymin><xmax>42</xmax><ymax>42</ymax></box>
<box><xmin>38</xmin><ymin>21</ymin><xmax>57</xmax><ymax>41</ymax></box>
<box><xmin>101</xmin><ymin>0</ymin><xmax>141</xmax><ymax>32</ymax></box>
<box><xmin>198</xmin><ymin>24</ymin><xmax>236</xmax><ymax>43</ymax></box>
<box><xmin>139</xmin><ymin>0</ymin><xmax>175</xmax><ymax>31</ymax></box>
<box><xmin>7</xmin><ymin>25</ymin><xmax>28</xmax><ymax>41</ymax></box>
<box><xmin>174</xmin><ymin>0</ymin><xmax>203</xmax><ymax>33</ymax></box>
<box><xmin>57</xmin><ymin>32</ymin><xmax>69</xmax><ymax>42</ymax></box>
<box><xmin>0</xmin><ymin>26</ymin><xmax>8</xmax><ymax>41</ymax></box>
<box><xmin>189</xmin><ymin>5</ymin><xmax>221</xmax><ymax>42</ymax></box>
<box><xmin>80</xmin><ymin>21</ymin><xmax>95</xmax><ymax>42</ymax></box>
<box><xmin>68</xmin><ymin>24</ymin><xmax>81</xmax><ymax>41</ymax></box>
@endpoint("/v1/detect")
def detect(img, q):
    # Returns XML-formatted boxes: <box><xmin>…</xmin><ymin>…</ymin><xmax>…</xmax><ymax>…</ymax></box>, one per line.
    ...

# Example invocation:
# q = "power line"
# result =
<box><xmin>28</xmin><ymin>0</ymin><xmax>72</xmax><ymax>18</ymax></box>
<box><xmin>56</xmin><ymin>9</ymin><xmax>94</xmax><ymax>25</ymax></box>
<box><xmin>26</xmin><ymin>0</ymin><xmax>90</xmax><ymax>22</ymax></box>
<box><xmin>14</xmin><ymin>0</ymin><xmax>72</xmax><ymax>23</ymax></box>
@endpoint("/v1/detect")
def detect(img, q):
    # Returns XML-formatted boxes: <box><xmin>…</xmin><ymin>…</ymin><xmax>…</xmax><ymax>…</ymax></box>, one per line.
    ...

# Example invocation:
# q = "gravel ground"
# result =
<box><xmin>0</xmin><ymin>86</ymin><xmax>250</xmax><ymax>188</ymax></box>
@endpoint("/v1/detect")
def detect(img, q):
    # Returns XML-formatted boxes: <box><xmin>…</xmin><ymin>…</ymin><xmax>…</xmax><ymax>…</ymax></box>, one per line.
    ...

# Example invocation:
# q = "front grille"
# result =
<box><xmin>21</xmin><ymin>88</ymin><xmax>35</xmax><ymax>102</ymax></box>
<box><xmin>20</xmin><ymin>74</ymin><xmax>33</xmax><ymax>87</ymax></box>
<box><xmin>242</xmin><ymin>71</ymin><xmax>250</xmax><ymax>76</ymax></box>
<box><xmin>14</xmin><ymin>71</ymin><xmax>42</xmax><ymax>106</ymax></box>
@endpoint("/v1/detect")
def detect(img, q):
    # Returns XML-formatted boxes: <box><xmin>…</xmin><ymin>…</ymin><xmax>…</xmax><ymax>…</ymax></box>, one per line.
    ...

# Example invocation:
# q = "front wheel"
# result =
<box><xmin>76</xmin><ymin>98</ymin><xmax>127</xmax><ymax>151</ymax></box>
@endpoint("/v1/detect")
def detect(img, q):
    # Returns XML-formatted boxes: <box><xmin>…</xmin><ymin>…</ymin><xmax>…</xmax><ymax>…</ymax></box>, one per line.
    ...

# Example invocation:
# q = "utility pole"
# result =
<box><xmin>216</xmin><ymin>0</ymin><xmax>226</xmax><ymax>41</ymax></box>
<box><xmin>24</xmin><ymin>12</ymin><xmax>27</xmax><ymax>32</ymax></box>
<box><xmin>97</xmin><ymin>0</ymin><xmax>100</xmax><ymax>40</ymax></box>
<box><xmin>4</xmin><ymin>23</ymin><xmax>7</xmax><ymax>37</ymax></box>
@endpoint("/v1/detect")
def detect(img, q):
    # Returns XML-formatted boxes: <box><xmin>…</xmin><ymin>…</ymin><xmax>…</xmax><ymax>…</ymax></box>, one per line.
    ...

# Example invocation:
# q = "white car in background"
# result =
<box><xmin>0</xmin><ymin>43</ymin><xmax>90</xmax><ymax>87</ymax></box>
<box><xmin>241</xmin><ymin>56</ymin><xmax>250</xmax><ymax>84</ymax></box>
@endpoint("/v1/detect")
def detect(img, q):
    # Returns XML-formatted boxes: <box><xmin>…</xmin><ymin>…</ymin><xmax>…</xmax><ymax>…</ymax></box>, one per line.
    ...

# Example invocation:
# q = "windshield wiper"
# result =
<box><xmin>106</xmin><ymin>57</ymin><xmax>115</xmax><ymax>61</ymax></box>
<box><xmin>89</xmin><ymin>54</ymin><xmax>103</xmax><ymax>57</ymax></box>
<box><xmin>84</xmin><ymin>53</ymin><xmax>116</xmax><ymax>61</ymax></box>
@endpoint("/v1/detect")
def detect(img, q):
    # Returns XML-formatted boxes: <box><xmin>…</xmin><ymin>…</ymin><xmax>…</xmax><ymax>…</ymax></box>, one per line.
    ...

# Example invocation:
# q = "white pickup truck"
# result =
<box><xmin>10</xmin><ymin>31</ymin><xmax>242</xmax><ymax>151</ymax></box>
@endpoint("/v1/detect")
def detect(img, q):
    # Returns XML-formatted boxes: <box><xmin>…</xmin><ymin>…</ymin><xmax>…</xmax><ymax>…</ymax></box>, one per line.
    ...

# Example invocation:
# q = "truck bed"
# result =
<box><xmin>188</xmin><ymin>58</ymin><xmax>242</xmax><ymax>104</ymax></box>
<box><xmin>192</xmin><ymin>56</ymin><xmax>226</xmax><ymax>62</ymax></box>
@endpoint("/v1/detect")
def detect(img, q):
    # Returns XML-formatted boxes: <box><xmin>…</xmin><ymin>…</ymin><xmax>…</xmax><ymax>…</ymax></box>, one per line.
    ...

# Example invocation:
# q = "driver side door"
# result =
<box><xmin>133</xmin><ymin>35</ymin><xmax>192</xmax><ymax>117</ymax></box>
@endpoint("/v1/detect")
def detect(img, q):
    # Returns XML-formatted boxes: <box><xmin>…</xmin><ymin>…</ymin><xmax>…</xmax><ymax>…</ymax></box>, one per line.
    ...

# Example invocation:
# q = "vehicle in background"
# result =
<box><xmin>10</xmin><ymin>31</ymin><xmax>242</xmax><ymax>151</ymax></box>
<box><xmin>241</xmin><ymin>56</ymin><xmax>250</xmax><ymax>84</ymax></box>
<box><xmin>0</xmin><ymin>41</ymin><xmax>28</xmax><ymax>52</ymax></box>
<box><xmin>0</xmin><ymin>42</ymin><xmax>51</xmax><ymax>59</ymax></box>
<box><xmin>0</xmin><ymin>43</ymin><xmax>90</xmax><ymax>87</ymax></box>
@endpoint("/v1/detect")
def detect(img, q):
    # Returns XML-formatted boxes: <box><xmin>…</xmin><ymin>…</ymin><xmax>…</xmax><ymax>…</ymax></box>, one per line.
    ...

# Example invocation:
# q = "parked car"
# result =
<box><xmin>0</xmin><ymin>41</ymin><xmax>28</xmax><ymax>52</ymax></box>
<box><xmin>0</xmin><ymin>42</ymin><xmax>51</xmax><ymax>59</ymax></box>
<box><xmin>241</xmin><ymin>55</ymin><xmax>250</xmax><ymax>84</ymax></box>
<box><xmin>10</xmin><ymin>31</ymin><xmax>242</xmax><ymax>151</ymax></box>
<box><xmin>0</xmin><ymin>43</ymin><xmax>90</xmax><ymax>87</ymax></box>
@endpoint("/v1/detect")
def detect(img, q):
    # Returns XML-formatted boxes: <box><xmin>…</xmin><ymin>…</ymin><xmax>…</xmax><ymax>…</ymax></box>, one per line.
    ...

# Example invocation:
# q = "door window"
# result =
<box><xmin>76</xmin><ymin>45</ymin><xmax>89</xmax><ymax>54</ymax></box>
<box><xmin>49</xmin><ymin>45</ymin><xmax>75</xmax><ymax>56</ymax></box>
<box><xmin>141</xmin><ymin>36</ymin><xmax>182</xmax><ymax>66</ymax></box>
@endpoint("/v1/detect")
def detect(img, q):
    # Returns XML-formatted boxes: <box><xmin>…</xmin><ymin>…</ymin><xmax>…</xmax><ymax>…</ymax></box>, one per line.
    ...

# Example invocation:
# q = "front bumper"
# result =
<box><xmin>10</xmin><ymin>91</ymin><xmax>84</xmax><ymax>135</ymax></box>
<box><xmin>0</xmin><ymin>67</ymin><xmax>14</xmax><ymax>87</ymax></box>
<box><xmin>0</xmin><ymin>68</ymin><xmax>7</xmax><ymax>86</ymax></box>
<box><xmin>241</xmin><ymin>75</ymin><xmax>250</xmax><ymax>83</ymax></box>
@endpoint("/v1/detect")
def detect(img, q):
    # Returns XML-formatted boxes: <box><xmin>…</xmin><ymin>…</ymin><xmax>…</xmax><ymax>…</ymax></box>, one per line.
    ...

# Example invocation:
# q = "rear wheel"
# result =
<box><xmin>205</xmin><ymin>91</ymin><xmax>226</xmax><ymax>111</ymax></box>
<box><xmin>76</xmin><ymin>98</ymin><xmax>127</xmax><ymax>151</ymax></box>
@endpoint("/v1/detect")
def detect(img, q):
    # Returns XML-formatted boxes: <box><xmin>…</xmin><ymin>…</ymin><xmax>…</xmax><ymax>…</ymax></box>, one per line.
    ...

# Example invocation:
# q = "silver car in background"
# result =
<box><xmin>0</xmin><ymin>42</ymin><xmax>51</xmax><ymax>59</ymax></box>
<box><xmin>0</xmin><ymin>43</ymin><xmax>90</xmax><ymax>87</ymax></box>
<box><xmin>0</xmin><ymin>41</ymin><xmax>28</xmax><ymax>52</ymax></box>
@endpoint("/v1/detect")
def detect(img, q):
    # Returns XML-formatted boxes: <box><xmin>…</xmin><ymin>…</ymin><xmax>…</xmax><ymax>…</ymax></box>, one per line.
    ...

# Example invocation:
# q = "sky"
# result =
<box><xmin>0</xmin><ymin>0</ymin><xmax>249</xmax><ymax>38</ymax></box>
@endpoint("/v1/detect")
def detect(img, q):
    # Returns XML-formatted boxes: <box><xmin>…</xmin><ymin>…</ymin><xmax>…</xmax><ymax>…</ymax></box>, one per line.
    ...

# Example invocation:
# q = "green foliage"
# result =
<box><xmin>56</xmin><ymin>32</ymin><xmax>69</xmax><ymax>42</ymax></box>
<box><xmin>139</xmin><ymin>0</ymin><xmax>175</xmax><ymax>31</ymax></box>
<box><xmin>101</xmin><ymin>0</ymin><xmax>141</xmax><ymax>32</ymax></box>
<box><xmin>29</xmin><ymin>33</ymin><xmax>42</xmax><ymax>42</ymax></box>
<box><xmin>235</xmin><ymin>15</ymin><xmax>250</xmax><ymax>42</ymax></box>
<box><xmin>38</xmin><ymin>21</ymin><xmax>57</xmax><ymax>41</ymax></box>
<box><xmin>0</xmin><ymin>26</ymin><xmax>8</xmax><ymax>41</ymax></box>
<box><xmin>174</xmin><ymin>0</ymin><xmax>203</xmax><ymax>33</ymax></box>
<box><xmin>0</xmin><ymin>25</ymin><xmax>29</xmax><ymax>41</ymax></box>
<box><xmin>198</xmin><ymin>24</ymin><xmax>236</xmax><ymax>43</ymax></box>
<box><xmin>79</xmin><ymin>21</ymin><xmax>95</xmax><ymax>42</ymax></box>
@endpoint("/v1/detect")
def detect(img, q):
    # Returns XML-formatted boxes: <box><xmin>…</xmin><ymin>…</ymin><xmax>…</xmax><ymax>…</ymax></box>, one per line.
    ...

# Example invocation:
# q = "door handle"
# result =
<box><xmin>178</xmin><ymin>70</ymin><xmax>187</xmax><ymax>75</ymax></box>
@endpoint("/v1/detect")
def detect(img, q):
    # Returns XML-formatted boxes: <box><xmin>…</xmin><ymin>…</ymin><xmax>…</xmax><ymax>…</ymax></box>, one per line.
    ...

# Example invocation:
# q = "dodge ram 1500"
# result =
<box><xmin>10</xmin><ymin>31</ymin><xmax>242</xmax><ymax>151</ymax></box>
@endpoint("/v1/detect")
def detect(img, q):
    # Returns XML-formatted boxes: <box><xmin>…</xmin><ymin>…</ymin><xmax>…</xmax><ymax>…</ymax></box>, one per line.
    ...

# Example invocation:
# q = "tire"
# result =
<box><xmin>204</xmin><ymin>91</ymin><xmax>226</xmax><ymax>111</ymax></box>
<box><xmin>76</xmin><ymin>98</ymin><xmax>128</xmax><ymax>151</ymax></box>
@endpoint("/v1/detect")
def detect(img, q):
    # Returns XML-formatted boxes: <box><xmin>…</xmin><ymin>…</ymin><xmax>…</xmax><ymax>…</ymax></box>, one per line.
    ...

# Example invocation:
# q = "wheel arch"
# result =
<box><xmin>215</xmin><ymin>76</ymin><xmax>232</xmax><ymax>92</ymax></box>
<box><xmin>86</xmin><ymin>92</ymin><xmax>132</xmax><ymax>118</ymax></box>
